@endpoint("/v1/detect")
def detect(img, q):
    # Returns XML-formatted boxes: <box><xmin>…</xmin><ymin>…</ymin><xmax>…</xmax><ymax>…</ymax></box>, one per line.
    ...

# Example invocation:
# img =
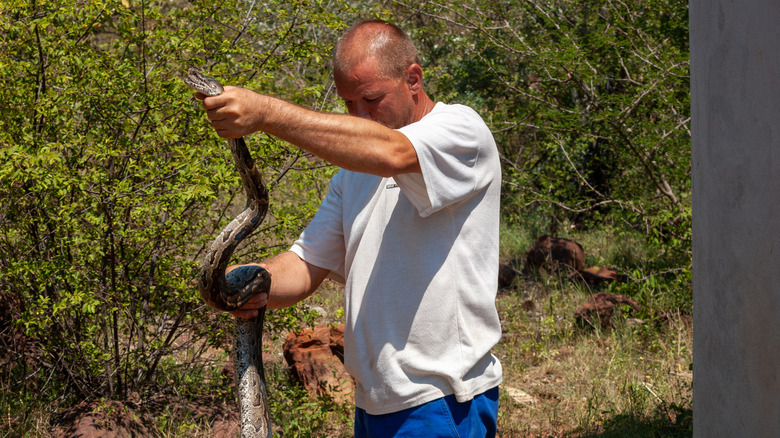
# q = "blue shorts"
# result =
<box><xmin>354</xmin><ymin>387</ymin><xmax>499</xmax><ymax>438</ymax></box>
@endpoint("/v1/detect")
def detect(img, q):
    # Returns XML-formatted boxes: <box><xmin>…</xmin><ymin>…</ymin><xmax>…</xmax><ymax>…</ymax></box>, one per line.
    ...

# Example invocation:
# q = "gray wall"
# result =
<box><xmin>691</xmin><ymin>1</ymin><xmax>780</xmax><ymax>436</ymax></box>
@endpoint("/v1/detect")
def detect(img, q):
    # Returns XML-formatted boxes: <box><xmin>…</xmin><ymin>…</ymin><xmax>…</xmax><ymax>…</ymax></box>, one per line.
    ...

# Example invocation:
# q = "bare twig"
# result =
<box><xmin>554</xmin><ymin>135</ymin><xmax>606</xmax><ymax>198</ymax></box>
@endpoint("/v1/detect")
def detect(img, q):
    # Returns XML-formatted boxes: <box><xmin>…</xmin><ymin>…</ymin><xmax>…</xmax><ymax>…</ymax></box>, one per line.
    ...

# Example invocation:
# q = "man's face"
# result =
<box><xmin>334</xmin><ymin>58</ymin><xmax>416</xmax><ymax>129</ymax></box>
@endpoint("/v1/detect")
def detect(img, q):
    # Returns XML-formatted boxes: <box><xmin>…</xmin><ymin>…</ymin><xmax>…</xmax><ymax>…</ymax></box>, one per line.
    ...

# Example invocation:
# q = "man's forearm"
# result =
<box><xmin>231</xmin><ymin>251</ymin><xmax>329</xmax><ymax>310</ymax></box>
<box><xmin>255</xmin><ymin>95</ymin><xmax>420</xmax><ymax>176</ymax></box>
<box><xmin>202</xmin><ymin>86</ymin><xmax>421</xmax><ymax>176</ymax></box>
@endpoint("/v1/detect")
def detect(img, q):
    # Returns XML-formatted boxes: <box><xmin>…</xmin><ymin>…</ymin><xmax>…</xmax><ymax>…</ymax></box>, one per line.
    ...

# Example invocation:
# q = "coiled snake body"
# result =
<box><xmin>185</xmin><ymin>68</ymin><xmax>273</xmax><ymax>438</ymax></box>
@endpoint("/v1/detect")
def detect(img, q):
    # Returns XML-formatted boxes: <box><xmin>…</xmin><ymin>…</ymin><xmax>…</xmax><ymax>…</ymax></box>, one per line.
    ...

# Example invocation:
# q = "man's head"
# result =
<box><xmin>333</xmin><ymin>20</ymin><xmax>420</xmax><ymax>82</ymax></box>
<box><xmin>332</xmin><ymin>20</ymin><xmax>431</xmax><ymax>129</ymax></box>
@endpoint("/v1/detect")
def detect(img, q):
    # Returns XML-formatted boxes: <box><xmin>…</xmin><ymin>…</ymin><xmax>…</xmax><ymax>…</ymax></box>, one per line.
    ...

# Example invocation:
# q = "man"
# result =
<box><xmin>198</xmin><ymin>20</ymin><xmax>503</xmax><ymax>437</ymax></box>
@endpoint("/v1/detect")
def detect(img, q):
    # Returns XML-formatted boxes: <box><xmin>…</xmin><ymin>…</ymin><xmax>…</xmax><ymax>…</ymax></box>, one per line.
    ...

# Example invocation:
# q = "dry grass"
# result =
<box><xmin>493</xmin><ymin>280</ymin><xmax>692</xmax><ymax>437</ymax></box>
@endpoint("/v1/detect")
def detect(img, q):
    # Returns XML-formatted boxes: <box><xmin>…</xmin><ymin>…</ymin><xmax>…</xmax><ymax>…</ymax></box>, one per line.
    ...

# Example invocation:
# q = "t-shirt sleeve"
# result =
<box><xmin>394</xmin><ymin>104</ymin><xmax>496</xmax><ymax>217</ymax></box>
<box><xmin>289</xmin><ymin>172</ymin><xmax>347</xmax><ymax>283</ymax></box>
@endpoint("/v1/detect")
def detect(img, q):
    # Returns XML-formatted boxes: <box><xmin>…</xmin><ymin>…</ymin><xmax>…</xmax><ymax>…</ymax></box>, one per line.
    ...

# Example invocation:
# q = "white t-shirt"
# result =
<box><xmin>290</xmin><ymin>102</ymin><xmax>503</xmax><ymax>415</ymax></box>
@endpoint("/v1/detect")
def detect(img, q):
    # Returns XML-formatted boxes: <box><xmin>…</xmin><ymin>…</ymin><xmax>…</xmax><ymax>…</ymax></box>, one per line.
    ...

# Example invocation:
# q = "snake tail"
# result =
<box><xmin>235</xmin><ymin>313</ymin><xmax>272</xmax><ymax>437</ymax></box>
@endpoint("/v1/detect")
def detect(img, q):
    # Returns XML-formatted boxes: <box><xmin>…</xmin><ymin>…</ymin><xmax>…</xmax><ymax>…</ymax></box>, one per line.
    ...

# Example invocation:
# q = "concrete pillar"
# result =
<box><xmin>691</xmin><ymin>1</ymin><xmax>780</xmax><ymax>436</ymax></box>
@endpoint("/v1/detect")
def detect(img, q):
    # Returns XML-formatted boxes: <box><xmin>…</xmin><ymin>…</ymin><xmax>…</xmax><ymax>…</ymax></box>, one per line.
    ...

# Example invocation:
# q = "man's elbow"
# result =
<box><xmin>381</xmin><ymin>147</ymin><xmax>420</xmax><ymax>176</ymax></box>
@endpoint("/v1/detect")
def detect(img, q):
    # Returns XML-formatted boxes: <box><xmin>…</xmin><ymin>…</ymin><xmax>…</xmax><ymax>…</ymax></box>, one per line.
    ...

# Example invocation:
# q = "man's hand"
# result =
<box><xmin>229</xmin><ymin>293</ymin><xmax>268</xmax><ymax>320</ymax></box>
<box><xmin>195</xmin><ymin>86</ymin><xmax>265</xmax><ymax>139</ymax></box>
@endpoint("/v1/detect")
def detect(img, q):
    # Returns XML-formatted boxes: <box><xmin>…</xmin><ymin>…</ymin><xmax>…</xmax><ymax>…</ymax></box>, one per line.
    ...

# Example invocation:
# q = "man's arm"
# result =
<box><xmin>226</xmin><ymin>251</ymin><xmax>330</xmax><ymax>319</ymax></box>
<box><xmin>199</xmin><ymin>86</ymin><xmax>420</xmax><ymax>177</ymax></box>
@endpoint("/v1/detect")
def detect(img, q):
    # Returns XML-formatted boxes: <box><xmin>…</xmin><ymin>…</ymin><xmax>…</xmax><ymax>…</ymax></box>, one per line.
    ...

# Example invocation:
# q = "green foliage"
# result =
<box><xmin>399</xmin><ymin>0</ymin><xmax>691</xmax><ymax>255</ymax></box>
<box><xmin>267</xmin><ymin>363</ymin><xmax>352</xmax><ymax>437</ymax></box>
<box><xmin>0</xmin><ymin>0</ymin><xmax>355</xmax><ymax>423</ymax></box>
<box><xmin>1</xmin><ymin>0</ymin><xmax>692</xmax><ymax>435</ymax></box>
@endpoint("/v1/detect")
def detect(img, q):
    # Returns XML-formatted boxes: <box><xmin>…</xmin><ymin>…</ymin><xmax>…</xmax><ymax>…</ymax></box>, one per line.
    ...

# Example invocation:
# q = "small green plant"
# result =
<box><xmin>267</xmin><ymin>364</ymin><xmax>353</xmax><ymax>437</ymax></box>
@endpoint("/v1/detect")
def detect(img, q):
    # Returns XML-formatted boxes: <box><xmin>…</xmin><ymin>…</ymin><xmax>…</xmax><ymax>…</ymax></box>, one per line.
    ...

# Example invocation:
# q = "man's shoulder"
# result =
<box><xmin>407</xmin><ymin>102</ymin><xmax>490</xmax><ymax>133</ymax></box>
<box><xmin>429</xmin><ymin>102</ymin><xmax>483</xmax><ymax>119</ymax></box>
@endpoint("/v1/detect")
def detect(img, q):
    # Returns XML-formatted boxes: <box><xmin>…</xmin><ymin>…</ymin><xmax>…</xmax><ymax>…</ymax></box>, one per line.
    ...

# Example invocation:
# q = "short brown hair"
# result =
<box><xmin>332</xmin><ymin>20</ymin><xmax>420</xmax><ymax>80</ymax></box>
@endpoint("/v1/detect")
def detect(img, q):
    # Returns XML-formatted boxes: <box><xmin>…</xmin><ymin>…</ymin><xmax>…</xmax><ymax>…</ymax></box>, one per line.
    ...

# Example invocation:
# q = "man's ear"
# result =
<box><xmin>406</xmin><ymin>64</ymin><xmax>423</xmax><ymax>93</ymax></box>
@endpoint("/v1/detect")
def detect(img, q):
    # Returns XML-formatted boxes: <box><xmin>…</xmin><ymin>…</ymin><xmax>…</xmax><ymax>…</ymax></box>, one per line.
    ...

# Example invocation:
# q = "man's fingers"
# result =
<box><xmin>230</xmin><ymin>294</ymin><xmax>268</xmax><ymax>319</ymax></box>
<box><xmin>215</xmin><ymin>128</ymin><xmax>244</xmax><ymax>139</ymax></box>
<box><xmin>244</xmin><ymin>293</ymin><xmax>268</xmax><ymax>308</ymax></box>
<box><xmin>197</xmin><ymin>87</ymin><xmax>261</xmax><ymax>139</ymax></box>
<box><xmin>206</xmin><ymin>106</ymin><xmax>226</xmax><ymax>121</ymax></box>
<box><xmin>205</xmin><ymin>104</ymin><xmax>244</xmax><ymax>139</ymax></box>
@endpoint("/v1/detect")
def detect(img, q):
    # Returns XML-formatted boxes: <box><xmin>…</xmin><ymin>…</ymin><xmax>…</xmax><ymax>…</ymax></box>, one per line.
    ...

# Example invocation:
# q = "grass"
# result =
<box><xmin>3</xmin><ymin>222</ymin><xmax>691</xmax><ymax>437</ymax></box>
<box><xmin>493</xmin><ymin>222</ymin><xmax>692</xmax><ymax>437</ymax></box>
<box><xmin>494</xmin><ymin>286</ymin><xmax>692</xmax><ymax>437</ymax></box>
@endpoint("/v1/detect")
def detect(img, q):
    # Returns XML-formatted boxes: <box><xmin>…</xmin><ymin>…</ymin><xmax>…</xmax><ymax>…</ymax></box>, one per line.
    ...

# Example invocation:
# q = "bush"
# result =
<box><xmin>0</xmin><ymin>0</ymin><xmax>352</xmax><ymax>427</ymax></box>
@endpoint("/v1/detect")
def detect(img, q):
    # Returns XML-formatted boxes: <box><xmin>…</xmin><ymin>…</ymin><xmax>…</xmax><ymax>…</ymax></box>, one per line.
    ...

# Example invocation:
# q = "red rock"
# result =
<box><xmin>283</xmin><ymin>324</ymin><xmax>353</xmax><ymax>404</ymax></box>
<box><xmin>525</xmin><ymin>235</ymin><xmax>585</xmax><ymax>273</ymax></box>
<box><xmin>574</xmin><ymin>292</ymin><xmax>641</xmax><ymax>329</ymax></box>
<box><xmin>569</xmin><ymin>266</ymin><xmax>621</xmax><ymax>285</ymax></box>
<box><xmin>498</xmin><ymin>262</ymin><xmax>519</xmax><ymax>288</ymax></box>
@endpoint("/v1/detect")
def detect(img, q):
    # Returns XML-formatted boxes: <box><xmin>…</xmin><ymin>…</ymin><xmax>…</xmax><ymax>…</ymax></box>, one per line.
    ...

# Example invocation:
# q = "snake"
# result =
<box><xmin>185</xmin><ymin>67</ymin><xmax>273</xmax><ymax>438</ymax></box>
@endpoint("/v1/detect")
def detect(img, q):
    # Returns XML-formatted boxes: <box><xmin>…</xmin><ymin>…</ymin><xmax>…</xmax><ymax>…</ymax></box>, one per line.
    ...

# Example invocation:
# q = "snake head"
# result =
<box><xmin>184</xmin><ymin>67</ymin><xmax>225</xmax><ymax>97</ymax></box>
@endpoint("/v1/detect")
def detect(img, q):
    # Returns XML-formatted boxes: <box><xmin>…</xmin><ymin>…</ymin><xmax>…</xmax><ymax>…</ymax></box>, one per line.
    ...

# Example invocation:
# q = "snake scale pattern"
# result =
<box><xmin>184</xmin><ymin>68</ymin><xmax>273</xmax><ymax>438</ymax></box>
